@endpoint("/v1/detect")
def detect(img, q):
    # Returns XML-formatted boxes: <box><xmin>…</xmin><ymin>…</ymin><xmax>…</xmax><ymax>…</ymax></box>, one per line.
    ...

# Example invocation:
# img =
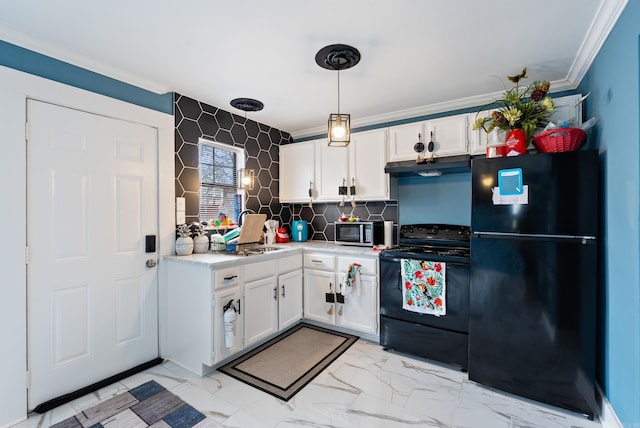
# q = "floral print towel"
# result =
<box><xmin>401</xmin><ymin>259</ymin><xmax>446</xmax><ymax>316</ymax></box>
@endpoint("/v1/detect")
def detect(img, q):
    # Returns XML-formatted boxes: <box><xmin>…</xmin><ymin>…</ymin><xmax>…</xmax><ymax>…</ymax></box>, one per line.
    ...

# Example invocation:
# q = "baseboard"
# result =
<box><xmin>1</xmin><ymin>416</ymin><xmax>27</xmax><ymax>428</ymax></box>
<box><xmin>597</xmin><ymin>383</ymin><xmax>624</xmax><ymax>428</ymax></box>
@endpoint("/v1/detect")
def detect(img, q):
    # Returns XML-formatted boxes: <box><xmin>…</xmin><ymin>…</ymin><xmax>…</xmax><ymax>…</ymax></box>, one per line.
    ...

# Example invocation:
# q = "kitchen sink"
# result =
<box><xmin>235</xmin><ymin>246</ymin><xmax>285</xmax><ymax>256</ymax></box>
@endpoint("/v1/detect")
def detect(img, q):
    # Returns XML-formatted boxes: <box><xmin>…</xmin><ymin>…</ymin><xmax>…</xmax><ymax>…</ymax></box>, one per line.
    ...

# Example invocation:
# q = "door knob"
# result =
<box><xmin>145</xmin><ymin>259</ymin><xmax>157</xmax><ymax>268</ymax></box>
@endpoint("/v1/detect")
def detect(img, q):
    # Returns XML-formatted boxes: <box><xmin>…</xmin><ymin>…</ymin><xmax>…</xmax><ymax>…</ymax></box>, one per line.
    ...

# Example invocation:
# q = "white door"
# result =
<box><xmin>26</xmin><ymin>100</ymin><xmax>159</xmax><ymax>409</ymax></box>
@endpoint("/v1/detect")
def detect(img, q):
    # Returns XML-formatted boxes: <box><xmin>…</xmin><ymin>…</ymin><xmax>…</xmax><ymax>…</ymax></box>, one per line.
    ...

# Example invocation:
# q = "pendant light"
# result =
<box><xmin>230</xmin><ymin>98</ymin><xmax>262</xmax><ymax>192</ymax></box>
<box><xmin>315</xmin><ymin>44</ymin><xmax>361</xmax><ymax>147</ymax></box>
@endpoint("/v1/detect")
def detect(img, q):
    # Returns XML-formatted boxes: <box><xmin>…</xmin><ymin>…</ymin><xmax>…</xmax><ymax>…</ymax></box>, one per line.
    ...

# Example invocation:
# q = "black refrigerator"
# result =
<box><xmin>469</xmin><ymin>150</ymin><xmax>598</xmax><ymax>419</ymax></box>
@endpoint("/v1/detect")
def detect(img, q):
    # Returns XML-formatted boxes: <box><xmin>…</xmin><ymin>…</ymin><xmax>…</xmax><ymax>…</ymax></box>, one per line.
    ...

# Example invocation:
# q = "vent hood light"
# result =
<box><xmin>418</xmin><ymin>171</ymin><xmax>442</xmax><ymax>177</ymax></box>
<box><xmin>384</xmin><ymin>154</ymin><xmax>471</xmax><ymax>177</ymax></box>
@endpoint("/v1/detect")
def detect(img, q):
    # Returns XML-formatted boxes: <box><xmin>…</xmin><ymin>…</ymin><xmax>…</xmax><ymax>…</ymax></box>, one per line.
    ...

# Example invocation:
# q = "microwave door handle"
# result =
<box><xmin>360</xmin><ymin>225</ymin><xmax>363</xmax><ymax>243</ymax></box>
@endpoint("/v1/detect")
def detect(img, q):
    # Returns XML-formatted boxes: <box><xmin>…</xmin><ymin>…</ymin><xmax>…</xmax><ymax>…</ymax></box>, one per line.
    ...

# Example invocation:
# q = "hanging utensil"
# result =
<box><xmin>338</xmin><ymin>178</ymin><xmax>347</xmax><ymax>206</ymax></box>
<box><xmin>414</xmin><ymin>132</ymin><xmax>424</xmax><ymax>163</ymax></box>
<box><xmin>350</xmin><ymin>178</ymin><xmax>356</xmax><ymax>208</ymax></box>
<box><xmin>426</xmin><ymin>131</ymin><xmax>435</xmax><ymax>162</ymax></box>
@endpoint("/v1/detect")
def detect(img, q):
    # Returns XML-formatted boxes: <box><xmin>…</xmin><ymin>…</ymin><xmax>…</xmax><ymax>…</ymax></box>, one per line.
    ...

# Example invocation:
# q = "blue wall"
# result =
<box><xmin>579</xmin><ymin>1</ymin><xmax>640</xmax><ymax>426</ymax></box>
<box><xmin>398</xmin><ymin>172</ymin><xmax>471</xmax><ymax>225</ymax></box>
<box><xmin>0</xmin><ymin>40</ymin><xmax>173</xmax><ymax>114</ymax></box>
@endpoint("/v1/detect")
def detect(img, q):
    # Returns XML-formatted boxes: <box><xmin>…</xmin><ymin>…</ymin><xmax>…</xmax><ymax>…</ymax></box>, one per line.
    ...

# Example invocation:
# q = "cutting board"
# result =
<box><xmin>237</xmin><ymin>213</ymin><xmax>267</xmax><ymax>244</ymax></box>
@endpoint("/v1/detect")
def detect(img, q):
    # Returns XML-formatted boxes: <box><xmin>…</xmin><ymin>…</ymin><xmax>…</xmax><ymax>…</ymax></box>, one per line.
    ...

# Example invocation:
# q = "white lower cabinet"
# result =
<box><xmin>303</xmin><ymin>252</ymin><xmax>379</xmax><ymax>337</ymax></box>
<box><xmin>336</xmin><ymin>272</ymin><xmax>378</xmax><ymax>335</ymax></box>
<box><xmin>243</xmin><ymin>260</ymin><xmax>279</xmax><ymax>348</ymax></box>
<box><xmin>165</xmin><ymin>249</ymin><xmax>378</xmax><ymax>376</ymax></box>
<box><xmin>213</xmin><ymin>285</ymin><xmax>244</xmax><ymax>364</ymax></box>
<box><xmin>165</xmin><ymin>260</ymin><xmax>244</xmax><ymax>375</ymax></box>
<box><xmin>303</xmin><ymin>268</ymin><xmax>336</xmax><ymax>324</ymax></box>
<box><xmin>244</xmin><ymin>276</ymin><xmax>279</xmax><ymax>348</ymax></box>
<box><xmin>278</xmin><ymin>269</ymin><xmax>303</xmax><ymax>329</ymax></box>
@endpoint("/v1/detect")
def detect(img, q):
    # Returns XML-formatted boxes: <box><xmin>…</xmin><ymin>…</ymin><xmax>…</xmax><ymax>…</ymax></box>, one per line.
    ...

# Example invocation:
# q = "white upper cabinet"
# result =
<box><xmin>315</xmin><ymin>141</ymin><xmax>349</xmax><ymax>202</ymax></box>
<box><xmin>279</xmin><ymin>140</ymin><xmax>316</xmax><ymax>203</ymax></box>
<box><xmin>467</xmin><ymin>111</ymin><xmax>492</xmax><ymax>156</ymax></box>
<box><xmin>349</xmin><ymin>129</ymin><xmax>390</xmax><ymax>201</ymax></box>
<box><xmin>389</xmin><ymin>114</ymin><xmax>468</xmax><ymax>162</ymax></box>
<box><xmin>291</xmin><ymin>129</ymin><xmax>391</xmax><ymax>203</ymax></box>
<box><xmin>426</xmin><ymin>114</ymin><xmax>468</xmax><ymax>157</ymax></box>
<box><xmin>389</xmin><ymin>122</ymin><xmax>424</xmax><ymax>162</ymax></box>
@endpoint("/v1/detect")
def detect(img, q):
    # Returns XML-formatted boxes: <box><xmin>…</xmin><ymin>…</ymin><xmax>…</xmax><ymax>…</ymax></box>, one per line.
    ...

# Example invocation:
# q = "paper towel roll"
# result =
<box><xmin>384</xmin><ymin>221</ymin><xmax>394</xmax><ymax>248</ymax></box>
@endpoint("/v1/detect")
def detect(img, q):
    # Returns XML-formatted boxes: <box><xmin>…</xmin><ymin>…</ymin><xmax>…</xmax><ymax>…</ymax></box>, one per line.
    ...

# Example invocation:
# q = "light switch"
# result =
<box><xmin>176</xmin><ymin>197</ymin><xmax>186</xmax><ymax>211</ymax></box>
<box><xmin>176</xmin><ymin>197</ymin><xmax>186</xmax><ymax>224</ymax></box>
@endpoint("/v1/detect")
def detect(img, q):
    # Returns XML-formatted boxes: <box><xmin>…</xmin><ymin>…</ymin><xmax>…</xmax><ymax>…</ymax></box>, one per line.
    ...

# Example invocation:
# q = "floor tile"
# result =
<box><xmin>17</xmin><ymin>339</ymin><xmax>602</xmax><ymax>428</ymax></box>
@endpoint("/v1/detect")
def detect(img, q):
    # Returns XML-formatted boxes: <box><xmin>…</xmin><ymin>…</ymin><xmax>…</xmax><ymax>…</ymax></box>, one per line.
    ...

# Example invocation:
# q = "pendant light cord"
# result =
<box><xmin>337</xmin><ymin>70</ymin><xmax>341</xmax><ymax>114</ymax></box>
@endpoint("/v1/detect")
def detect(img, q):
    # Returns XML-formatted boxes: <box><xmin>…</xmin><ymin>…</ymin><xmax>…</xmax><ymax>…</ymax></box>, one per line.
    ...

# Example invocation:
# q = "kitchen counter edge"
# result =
<box><xmin>163</xmin><ymin>241</ymin><xmax>382</xmax><ymax>268</ymax></box>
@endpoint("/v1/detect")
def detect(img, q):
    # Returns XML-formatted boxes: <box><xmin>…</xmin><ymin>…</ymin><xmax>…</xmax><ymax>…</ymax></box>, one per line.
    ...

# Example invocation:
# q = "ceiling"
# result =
<box><xmin>0</xmin><ymin>0</ymin><xmax>627</xmax><ymax>139</ymax></box>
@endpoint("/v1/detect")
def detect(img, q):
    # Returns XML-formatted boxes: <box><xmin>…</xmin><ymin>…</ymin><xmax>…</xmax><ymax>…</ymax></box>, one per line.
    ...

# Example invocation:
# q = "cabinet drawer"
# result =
<box><xmin>244</xmin><ymin>259</ymin><xmax>277</xmax><ymax>282</ymax></box>
<box><xmin>213</xmin><ymin>266</ymin><xmax>243</xmax><ymax>290</ymax></box>
<box><xmin>337</xmin><ymin>256</ymin><xmax>377</xmax><ymax>276</ymax></box>
<box><xmin>303</xmin><ymin>253</ymin><xmax>335</xmax><ymax>270</ymax></box>
<box><xmin>279</xmin><ymin>254</ymin><xmax>302</xmax><ymax>274</ymax></box>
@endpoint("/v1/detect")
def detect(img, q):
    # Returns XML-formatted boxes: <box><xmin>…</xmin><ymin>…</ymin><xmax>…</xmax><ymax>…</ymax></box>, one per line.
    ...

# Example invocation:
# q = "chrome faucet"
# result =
<box><xmin>238</xmin><ymin>209</ymin><xmax>256</xmax><ymax>227</ymax></box>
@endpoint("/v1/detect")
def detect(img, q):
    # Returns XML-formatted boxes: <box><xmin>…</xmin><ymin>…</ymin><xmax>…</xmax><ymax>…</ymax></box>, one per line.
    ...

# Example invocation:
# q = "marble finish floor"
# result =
<box><xmin>17</xmin><ymin>339</ymin><xmax>603</xmax><ymax>428</ymax></box>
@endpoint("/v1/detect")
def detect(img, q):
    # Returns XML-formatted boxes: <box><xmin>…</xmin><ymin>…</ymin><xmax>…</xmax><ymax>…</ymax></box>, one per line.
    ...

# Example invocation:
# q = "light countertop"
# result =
<box><xmin>163</xmin><ymin>241</ymin><xmax>382</xmax><ymax>268</ymax></box>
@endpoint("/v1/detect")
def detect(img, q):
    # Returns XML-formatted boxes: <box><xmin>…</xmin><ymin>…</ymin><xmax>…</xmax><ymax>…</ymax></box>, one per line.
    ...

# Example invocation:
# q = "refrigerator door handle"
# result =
<box><xmin>473</xmin><ymin>231</ymin><xmax>596</xmax><ymax>243</ymax></box>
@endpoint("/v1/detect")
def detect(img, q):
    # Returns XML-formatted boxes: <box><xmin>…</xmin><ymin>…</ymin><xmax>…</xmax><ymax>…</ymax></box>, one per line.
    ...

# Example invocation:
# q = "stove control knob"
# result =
<box><xmin>431</xmin><ymin>226</ymin><xmax>438</xmax><ymax>234</ymax></box>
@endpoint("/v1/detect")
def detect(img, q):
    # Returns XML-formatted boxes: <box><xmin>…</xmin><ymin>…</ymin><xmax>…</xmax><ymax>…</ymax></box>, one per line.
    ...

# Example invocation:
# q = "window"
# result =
<box><xmin>198</xmin><ymin>139</ymin><xmax>244</xmax><ymax>224</ymax></box>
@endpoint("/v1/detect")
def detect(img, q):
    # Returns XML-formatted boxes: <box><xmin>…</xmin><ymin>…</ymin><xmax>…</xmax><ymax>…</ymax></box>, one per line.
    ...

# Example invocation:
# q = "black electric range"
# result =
<box><xmin>379</xmin><ymin>224</ymin><xmax>470</xmax><ymax>369</ymax></box>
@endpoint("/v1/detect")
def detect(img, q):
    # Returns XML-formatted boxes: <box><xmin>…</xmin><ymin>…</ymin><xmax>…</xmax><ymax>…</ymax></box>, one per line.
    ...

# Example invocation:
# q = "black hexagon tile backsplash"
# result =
<box><xmin>174</xmin><ymin>93</ymin><xmax>397</xmax><ymax>241</ymax></box>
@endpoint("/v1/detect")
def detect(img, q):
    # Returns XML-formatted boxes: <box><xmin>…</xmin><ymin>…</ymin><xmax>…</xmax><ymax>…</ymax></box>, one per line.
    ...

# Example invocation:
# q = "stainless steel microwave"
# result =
<box><xmin>334</xmin><ymin>221</ymin><xmax>384</xmax><ymax>246</ymax></box>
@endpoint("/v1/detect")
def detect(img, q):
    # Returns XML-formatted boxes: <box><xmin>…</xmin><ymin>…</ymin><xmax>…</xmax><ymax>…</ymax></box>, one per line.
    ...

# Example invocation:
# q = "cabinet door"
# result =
<box><xmin>336</xmin><ymin>273</ymin><xmax>378</xmax><ymax>335</ymax></box>
<box><xmin>303</xmin><ymin>269</ymin><xmax>336</xmax><ymax>325</ymax></box>
<box><xmin>244</xmin><ymin>276</ymin><xmax>279</xmax><ymax>347</ymax></box>
<box><xmin>426</xmin><ymin>114</ymin><xmax>468</xmax><ymax>157</ymax></box>
<box><xmin>350</xmin><ymin>129</ymin><xmax>389</xmax><ymax>200</ymax></box>
<box><xmin>315</xmin><ymin>140</ymin><xmax>349</xmax><ymax>202</ymax></box>
<box><xmin>278</xmin><ymin>269</ymin><xmax>303</xmax><ymax>330</ymax></box>
<box><xmin>213</xmin><ymin>286</ymin><xmax>244</xmax><ymax>365</ymax></box>
<box><xmin>389</xmin><ymin>122</ymin><xmax>425</xmax><ymax>162</ymax></box>
<box><xmin>467</xmin><ymin>112</ymin><xmax>491</xmax><ymax>155</ymax></box>
<box><xmin>280</xmin><ymin>141</ymin><xmax>316</xmax><ymax>203</ymax></box>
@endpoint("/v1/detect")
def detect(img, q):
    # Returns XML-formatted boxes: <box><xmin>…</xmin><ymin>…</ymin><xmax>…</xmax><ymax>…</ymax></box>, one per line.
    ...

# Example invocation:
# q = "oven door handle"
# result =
<box><xmin>397</xmin><ymin>271</ymin><xmax>403</xmax><ymax>290</ymax></box>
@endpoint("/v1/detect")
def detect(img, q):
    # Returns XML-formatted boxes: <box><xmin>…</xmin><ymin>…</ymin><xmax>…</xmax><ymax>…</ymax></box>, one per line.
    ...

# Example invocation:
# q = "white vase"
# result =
<box><xmin>193</xmin><ymin>235</ymin><xmax>210</xmax><ymax>253</ymax></box>
<box><xmin>175</xmin><ymin>236</ymin><xmax>194</xmax><ymax>256</ymax></box>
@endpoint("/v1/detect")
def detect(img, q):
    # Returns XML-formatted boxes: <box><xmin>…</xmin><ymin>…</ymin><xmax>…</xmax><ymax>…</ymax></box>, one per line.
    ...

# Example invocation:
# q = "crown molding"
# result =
<box><xmin>567</xmin><ymin>0</ymin><xmax>629</xmax><ymax>85</ymax></box>
<box><xmin>291</xmin><ymin>78</ymin><xmax>579</xmax><ymax>140</ymax></box>
<box><xmin>292</xmin><ymin>0</ymin><xmax>626</xmax><ymax>141</ymax></box>
<box><xmin>0</xmin><ymin>26</ymin><xmax>171</xmax><ymax>94</ymax></box>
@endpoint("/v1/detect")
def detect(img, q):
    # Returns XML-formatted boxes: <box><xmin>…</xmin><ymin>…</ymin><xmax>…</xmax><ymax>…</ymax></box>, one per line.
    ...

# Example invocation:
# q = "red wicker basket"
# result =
<box><xmin>532</xmin><ymin>128</ymin><xmax>586</xmax><ymax>153</ymax></box>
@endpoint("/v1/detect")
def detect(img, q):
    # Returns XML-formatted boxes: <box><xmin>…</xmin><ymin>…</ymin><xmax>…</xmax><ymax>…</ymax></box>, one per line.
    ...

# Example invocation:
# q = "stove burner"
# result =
<box><xmin>384</xmin><ymin>224</ymin><xmax>471</xmax><ymax>263</ymax></box>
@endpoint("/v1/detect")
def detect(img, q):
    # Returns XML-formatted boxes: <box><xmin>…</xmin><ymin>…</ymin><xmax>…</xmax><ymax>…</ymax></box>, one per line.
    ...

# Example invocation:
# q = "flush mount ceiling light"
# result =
<box><xmin>315</xmin><ymin>44</ymin><xmax>361</xmax><ymax>147</ymax></box>
<box><xmin>230</xmin><ymin>98</ymin><xmax>264</xmax><ymax>112</ymax></box>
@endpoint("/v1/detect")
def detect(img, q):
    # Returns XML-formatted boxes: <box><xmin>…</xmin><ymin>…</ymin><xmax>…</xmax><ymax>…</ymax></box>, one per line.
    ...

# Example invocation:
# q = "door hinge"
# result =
<box><xmin>25</xmin><ymin>246</ymin><xmax>30</xmax><ymax>265</ymax></box>
<box><xmin>25</xmin><ymin>121</ymin><xmax>29</xmax><ymax>143</ymax></box>
<box><xmin>26</xmin><ymin>370</ymin><xmax>30</xmax><ymax>388</ymax></box>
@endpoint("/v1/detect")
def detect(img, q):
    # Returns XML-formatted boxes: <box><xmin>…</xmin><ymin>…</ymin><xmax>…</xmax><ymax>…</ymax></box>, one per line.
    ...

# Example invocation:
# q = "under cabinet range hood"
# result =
<box><xmin>384</xmin><ymin>154</ymin><xmax>471</xmax><ymax>177</ymax></box>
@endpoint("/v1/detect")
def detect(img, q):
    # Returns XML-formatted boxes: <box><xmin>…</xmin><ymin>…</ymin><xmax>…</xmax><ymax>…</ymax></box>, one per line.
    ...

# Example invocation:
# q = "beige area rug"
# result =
<box><xmin>218</xmin><ymin>323</ymin><xmax>358</xmax><ymax>401</ymax></box>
